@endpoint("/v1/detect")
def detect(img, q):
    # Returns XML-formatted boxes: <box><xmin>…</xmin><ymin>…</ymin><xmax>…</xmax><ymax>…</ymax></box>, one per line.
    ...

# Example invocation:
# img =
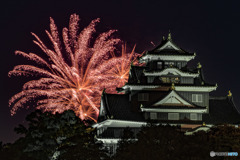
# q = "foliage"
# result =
<box><xmin>114</xmin><ymin>124</ymin><xmax>183</xmax><ymax>160</ymax></box>
<box><xmin>0</xmin><ymin>141</ymin><xmax>34</xmax><ymax>160</ymax></box>
<box><xmin>115</xmin><ymin>127</ymin><xmax>135</xmax><ymax>157</ymax></box>
<box><xmin>2</xmin><ymin>111</ymin><xmax>240</xmax><ymax>160</ymax></box>
<box><xmin>207</xmin><ymin>124</ymin><xmax>240</xmax><ymax>160</ymax></box>
<box><xmin>0</xmin><ymin>110</ymin><xmax>107</xmax><ymax>160</ymax></box>
<box><xmin>114</xmin><ymin>124</ymin><xmax>240</xmax><ymax>160</ymax></box>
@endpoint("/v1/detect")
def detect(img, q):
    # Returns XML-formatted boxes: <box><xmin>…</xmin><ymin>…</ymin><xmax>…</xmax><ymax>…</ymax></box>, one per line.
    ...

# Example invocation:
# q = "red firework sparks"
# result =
<box><xmin>8</xmin><ymin>14</ymin><xmax>142</xmax><ymax>122</ymax></box>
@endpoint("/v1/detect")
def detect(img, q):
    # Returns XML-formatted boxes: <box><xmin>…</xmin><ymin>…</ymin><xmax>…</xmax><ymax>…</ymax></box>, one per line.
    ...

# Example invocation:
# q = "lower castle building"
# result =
<box><xmin>92</xmin><ymin>33</ymin><xmax>240</xmax><ymax>154</ymax></box>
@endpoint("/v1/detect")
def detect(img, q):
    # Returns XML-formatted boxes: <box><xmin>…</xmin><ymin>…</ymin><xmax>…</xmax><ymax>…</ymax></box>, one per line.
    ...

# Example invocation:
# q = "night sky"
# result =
<box><xmin>1</xmin><ymin>0</ymin><xmax>240</xmax><ymax>143</ymax></box>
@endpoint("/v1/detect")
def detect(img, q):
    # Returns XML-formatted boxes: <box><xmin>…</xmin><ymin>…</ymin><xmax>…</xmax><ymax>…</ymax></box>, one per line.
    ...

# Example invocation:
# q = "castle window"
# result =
<box><xmin>138</xmin><ymin>93</ymin><xmax>149</xmax><ymax>101</ymax></box>
<box><xmin>161</xmin><ymin>77</ymin><xmax>171</xmax><ymax>83</ymax></box>
<box><xmin>150</xmin><ymin>112</ymin><xmax>157</xmax><ymax>120</ymax></box>
<box><xmin>168</xmin><ymin>113</ymin><xmax>179</xmax><ymax>120</ymax></box>
<box><xmin>161</xmin><ymin>77</ymin><xmax>180</xmax><ymax>83</ymax></box>
<box><xmin>157</xmin><ymin>62</ymin><xmax>162</xmax><ymax>69</ymax></box>
<box><xmin>190</xmin><ymin>113</ymin><xmax>198</xmax><ymax>120</ymax></box>
<box><xmin>177</xmin><ymin>62</ymin><xmax>181</xmax><ymax>68</ymax></box>
<box><xmin>180</xmin><ymin>113</ymin><xmax>190</xmax><ymax>120</ymax></box>
<box><xmin>165</xmin><ymin>61</ymin><xmax>175</xmax><ymax>67</ymax></box>
<box><xmin>164</xmin><ymin>62</ymin><xmax>169</xmax><ymax>67</ymax></box>
<box><xmin>198</xmin><ymin>114</ymin><xmax>202</xmax><ymax>120</ymax></box>
<box><xmin>147</xmin><ymin>77</ymin><xmax>154</xmax><ymax>83</ymax></box>
<box><xmin>192</xmin><ymin>94</ymin><xmax>202</xmax><ymax>102</ymax></box>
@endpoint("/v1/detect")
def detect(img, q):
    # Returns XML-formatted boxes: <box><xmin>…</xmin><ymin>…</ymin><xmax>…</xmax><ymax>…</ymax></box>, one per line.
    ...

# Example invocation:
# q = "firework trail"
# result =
<box><xmin>9</xmin><ymin>14</ymin><xmax>142</xmax><ymax>122</ymax></box>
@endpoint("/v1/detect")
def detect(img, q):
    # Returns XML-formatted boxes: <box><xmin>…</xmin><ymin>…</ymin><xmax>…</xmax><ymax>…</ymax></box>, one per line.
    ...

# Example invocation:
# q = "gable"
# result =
<box><xmin>152</xmin><ymin>90</ymin><xmax>194</xmax><ymax>107</ymax></box>
<box><xmin>161</xmin><ymin>68</ymin><xmax>181</xmax><ymax>76</ymax></box>
<box><xmin>144</xmin><ymin>68</ymin><xmax>199</xmax><ymax>78</ymax></box>
<box><xmin>156</xmin><ymin>41</ymin><xmax>181</xmax><ymax>51</ymax></box>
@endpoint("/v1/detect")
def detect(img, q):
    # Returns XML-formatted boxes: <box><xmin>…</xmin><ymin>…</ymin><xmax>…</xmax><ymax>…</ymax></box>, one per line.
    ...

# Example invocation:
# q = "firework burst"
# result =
<box><xmin>103</xmin><ymin>44</ymin><xmax>144</xmax><ymax>94</ymax></box>
<box><xmin>9</xmin><ymin>14</ymin><xmax>142</xmax><ymax>122</ymax></box>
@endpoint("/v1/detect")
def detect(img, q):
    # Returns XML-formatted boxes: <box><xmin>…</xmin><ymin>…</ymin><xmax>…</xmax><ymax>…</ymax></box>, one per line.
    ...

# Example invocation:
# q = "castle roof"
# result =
<box><xmin>202</xmin><ymin>96</ymin><xmax>240</xmax><ymax>124</ymax></box>
<box><xmin>97</xmin><ymin>93</ymin><xmax>145</xmax><ymax>123</ymax></box>
<box><xmin>143</xmin><ymin>90</ymin><xmax>205</xmax><ymax>109</ymax></box>
<box><xmin>142</xmin><ymin>32</ymin><xmax>195</xmax><ymax>57</ymax></box>
<box><xmin>97</xmin><ymin>33</ymin><xmax>240</xmax><ymax>127</ymax></box>
<box><xmin>98</xmin><ymin>94</ymin><xmax>240</xmax><ymax>125</ymax></box>
<box><xmin>125</xmin><ymin>65</ymin><xmax>214</xmax><ymax>88</ymax></box>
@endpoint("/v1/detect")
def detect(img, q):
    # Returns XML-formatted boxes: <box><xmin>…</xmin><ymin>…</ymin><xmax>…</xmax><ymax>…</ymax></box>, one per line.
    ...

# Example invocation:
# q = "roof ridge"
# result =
<box><xmin>105</xmin><ymin>93</ymin><xmax>128</xmax><ymax>96</ymax></box>
<box><xmin>209</xmin><ymin>96</ymin><xmax>227</xmax><ymax>100</ymax></box>
<box><xmin>228</xmin><ymin>96</ymin><xmax>240</xmax><ymax>114</ymax></box>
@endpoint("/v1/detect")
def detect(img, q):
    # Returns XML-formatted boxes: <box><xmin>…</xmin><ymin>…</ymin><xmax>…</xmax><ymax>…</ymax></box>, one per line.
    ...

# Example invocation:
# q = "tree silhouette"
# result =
<box><xmin>114</xmin><ymin>124</ymin><xmax>240</xmax><ymax>160</ymax></box>
<box><xmin>0</xmin><ymin>110</ymin><xmax>108</xmax><ymax>160</ymax></box>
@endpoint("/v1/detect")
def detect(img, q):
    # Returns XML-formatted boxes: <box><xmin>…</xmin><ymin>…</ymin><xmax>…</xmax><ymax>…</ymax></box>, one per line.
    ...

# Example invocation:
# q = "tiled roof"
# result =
<box><xmin>142</xmin><ymin>90</ymin><xmax>206</xmax><ymax>109</ymax></box>
<box><xmin>126</xmin><ymin>65</ymin><xmax>215</xmax><ymax>87</ymax></box>
<box><xmin>154</xmin><ymin>120</ymin><xmax>203</xmax><ymax>125</ymax></box>
<box><xmin>128</xmin><ymin>65</ymin><xmax>145</xmax><ymax>84</ymax></box>
<box><xmin>140</xmin><ymin>90</ymin><xmax>170</xmax><ymax>107</ymax></box>
<box><xmin>151</xmin><ymin>39</ymin><xmax>168</xmax><ymax>50</ymax></box>
<box><xmin>203</xmin><ymin>96</ymin><xmax>240</xmax><ymax>124</ymax></box>
<box><xmin>97</xmin><ymin>93</ymin><xmax>240</xmax><ymax>125</ymax></box>
<box><xmin>143</xmin><ymin>106</ymin><xmax>206</xmax><ymax>109</ymax></box>
<box><xmin>193</xmin><ymin>68</ymin><xmax>206</xmax><ymax>86</ymax></box>
<box><xmin>100</xmin><ymin>93</ymin><xmax>145</xmax><ymax>122</ymax></box>
<box><xmin>125</xmin><ymin>82</ymin><xmax>216</xmax><ymax>87</ymax></box>
<box><xmin>147</xmin><ymin>50</ymin><xmax>195</xmax><ymax>56</ymax></box>
<box><xmin>144</xmin><ymin>67</ymin><xmax>199</xmax><ymax>74</ymax></box>
<box><xmin>178</xmin><ymin>66</ymin><xmax>198</xmax><ymax>73</ymax></box>
<box><xmin>147</xmin><ymin>39</ymin><xmax>195</xmax><ymax>56</ymax></box>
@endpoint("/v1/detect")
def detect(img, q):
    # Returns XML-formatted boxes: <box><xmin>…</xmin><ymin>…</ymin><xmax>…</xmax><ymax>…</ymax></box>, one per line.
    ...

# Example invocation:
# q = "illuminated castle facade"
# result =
<box><xmin>93</xmin><ymin>33</ymin><xmax>240</xmax><ymax>154</ymax></box>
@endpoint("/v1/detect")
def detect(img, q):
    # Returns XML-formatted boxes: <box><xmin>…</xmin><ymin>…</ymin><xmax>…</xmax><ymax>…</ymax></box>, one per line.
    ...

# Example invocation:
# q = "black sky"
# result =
<box><xmin>1</xmin><ymin>0</ymin><xmax>240</xmax><ymax>143</ymax></box>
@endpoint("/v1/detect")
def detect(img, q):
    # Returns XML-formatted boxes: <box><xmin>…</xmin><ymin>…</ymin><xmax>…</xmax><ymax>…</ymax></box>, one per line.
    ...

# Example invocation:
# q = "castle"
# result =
<box><xmin>93</xmin><ymin>33</ymin><xmax>240</xmax><ymax>154</ymax></box>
